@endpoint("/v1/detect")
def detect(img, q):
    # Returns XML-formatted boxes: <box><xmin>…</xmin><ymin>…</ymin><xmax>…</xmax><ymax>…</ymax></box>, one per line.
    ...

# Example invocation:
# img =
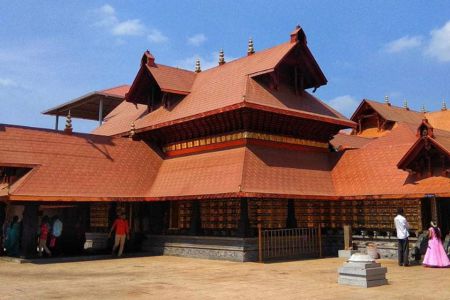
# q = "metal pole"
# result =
<box><xmin>98</xmin><ymin>98</ymin><xmax>104</xmax><ymax>126</ymax></box>
<box><xmin>55</xmin><ymin>115</ymin><xmax>59</xmax><ymax>130</ymax></box>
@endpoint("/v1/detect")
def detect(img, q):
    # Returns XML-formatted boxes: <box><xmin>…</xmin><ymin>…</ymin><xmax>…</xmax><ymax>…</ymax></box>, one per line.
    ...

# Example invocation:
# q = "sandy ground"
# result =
<box><xmin>0</xmin><ymin>256</ymin><xmax>449</xmax><ymax>300</ymax></box>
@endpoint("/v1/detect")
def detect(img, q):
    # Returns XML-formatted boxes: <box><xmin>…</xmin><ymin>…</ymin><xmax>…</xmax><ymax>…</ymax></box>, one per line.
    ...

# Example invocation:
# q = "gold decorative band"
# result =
<box><xmin>162</xmin><ymin>131</ymin><xmax>328</xmax><ymax>152</ymax></box>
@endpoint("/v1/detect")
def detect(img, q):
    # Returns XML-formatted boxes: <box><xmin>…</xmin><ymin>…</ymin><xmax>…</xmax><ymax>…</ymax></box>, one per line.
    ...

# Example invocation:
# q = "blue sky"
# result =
<box><xmin>1</xmin><ymin>1</ymin><xmax>450</xmax><ymax>132</ymax></box>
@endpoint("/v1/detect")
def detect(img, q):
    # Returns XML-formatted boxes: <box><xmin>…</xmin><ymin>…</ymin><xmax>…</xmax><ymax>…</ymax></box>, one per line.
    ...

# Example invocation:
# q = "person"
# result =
<box><xmin>422</xmin><ymin>221</ymin><xmax>450</xmax><ymax>268</ymax></box>
<box><xmin>394</xmin><ymin>208</ymin><xmax>410</xmax><ymax>266</ymax></box>
<box><xmin>38</xmin><ymin>216</ymin><xmax>52</xmax><ymax>257</ymax></box>
<box><xmin>109</xmin><ymin>212</ymin><xmax>129</xmax><ymax>257</ymax></box>
<box><xmin>4</xmin><ymin>216</ymin><xmax>21</xmax><ymax>256</ymax></box>
<box><xmin>50</xmin><ymin>216</ymin><xmax>63</xmax><ymax>256</ymax></box>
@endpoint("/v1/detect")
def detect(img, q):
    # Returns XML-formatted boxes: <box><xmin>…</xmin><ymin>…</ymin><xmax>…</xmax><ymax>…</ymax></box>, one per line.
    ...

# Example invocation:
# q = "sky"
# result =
<box><xmin>1</xmin><ymin>1</ymin><xmax>450</xmax><ymax>133</ymax></box>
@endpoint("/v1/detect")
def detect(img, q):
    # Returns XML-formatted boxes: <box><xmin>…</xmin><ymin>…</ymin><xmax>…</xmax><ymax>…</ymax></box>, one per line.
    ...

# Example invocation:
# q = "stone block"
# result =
<box><xmin>337</xmin><ymin>254</ymin><xmax>388</xmax><ymax>288</ymax></box>
<box><xmin>338</xmin><ymin>249</ymin><xmax>358</xmax><ymax>258</ymax></box>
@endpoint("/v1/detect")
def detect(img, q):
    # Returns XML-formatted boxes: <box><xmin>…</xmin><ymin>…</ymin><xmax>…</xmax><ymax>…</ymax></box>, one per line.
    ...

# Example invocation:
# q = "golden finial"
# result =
<box><xmin>218</xmin><ymin>49</ymin><xmax>225</xmax><ymax>65</ymax></box>
<box><xmin>129</xmin><ymin>122</ymin><xmax>136</xmax><ymax>140</ymax></box>
<box><xmin>403</xmin><ymin>99</ymin><xmax>409</xmax><ymax>110</ymax></box>
<box><xmin>195</xmin><ymin>58</ymin><xmax>201</xmax><ymax>73</ymax></box>
<box><xmin>442</xmin><ymin>100</ymin><xmax>447</xmax><ymax>111</ymax></box>
<box><xmin>247</xmin><ymin>38</ymin><xmax>255</xmax><ymax>56</ymax></box>
<box><xmin>64</xmin><ymin>110</ymin><xmax>72</xmax><ymax>134</ymax></box>
<box><xmin>384</xmin><ymin>95</ymin><xmax>390</xmax><ymax>105</ymax></box>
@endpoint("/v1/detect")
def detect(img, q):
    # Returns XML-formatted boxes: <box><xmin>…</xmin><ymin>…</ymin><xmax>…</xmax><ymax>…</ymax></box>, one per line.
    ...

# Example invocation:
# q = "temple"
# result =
<box><xmin>1</xmin><ymin>26</ymin><xmax>450</xmax><ymax>261</ymax></box>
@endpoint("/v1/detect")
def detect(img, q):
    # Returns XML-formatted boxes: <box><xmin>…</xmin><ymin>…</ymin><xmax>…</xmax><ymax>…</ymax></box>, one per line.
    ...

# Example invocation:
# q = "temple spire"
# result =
<box><xmin>384</xmin><ymin>95</ymin><xmax>390</xmax><ymax>106</ymax></box>
<box><xmin>195</xmin><ymin>58</ymin><xmax>201</xmax><ymax>73</ymax></box>
<box><xmin>218</xmin><ymin>49</ymin><xmax>225</xmax><ymax>66</ymax></box>
<box><xmin>442</xmin><ymin>100</ymin><xmax>447</xmax><ymax>111</ymax></box>
<box><xmin>64</xmin><ymin>111</ymin><xmax>72</xmax><ymax>134</ymax></box>
<box><xmin>129</xmin><ymin>122</ymin><xmax>136</xmax><ymax>140</ymax></box>
<box><xmin>403</xmin><ymin>99</ymin><xmax>409</xmax><ymax>110</ymax></box>
<box><xmin>247</xmin><ymin>38</ymin><xmax>255</xmax><ymax>56</ymax></box>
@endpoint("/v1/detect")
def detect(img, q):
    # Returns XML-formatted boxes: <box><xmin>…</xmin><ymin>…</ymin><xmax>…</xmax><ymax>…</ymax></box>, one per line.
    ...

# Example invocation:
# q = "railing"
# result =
<box><xmin>258</xmin><ymin>224</ymin><xmax>322</xmax><ymax>262</ymax></box>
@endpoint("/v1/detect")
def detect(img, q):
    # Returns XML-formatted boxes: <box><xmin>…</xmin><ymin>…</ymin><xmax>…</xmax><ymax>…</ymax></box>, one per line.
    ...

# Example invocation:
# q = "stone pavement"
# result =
<box><xmin>0</xmin><ymin>256</ymin><xmax>448</xmax><ymax>299</ymax></box>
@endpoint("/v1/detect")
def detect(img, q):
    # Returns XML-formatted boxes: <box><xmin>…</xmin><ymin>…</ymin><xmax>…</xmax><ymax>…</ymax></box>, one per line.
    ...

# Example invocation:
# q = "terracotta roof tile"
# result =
<box><xmin>330</xmin><ymin>133</ymin><xmax>374</xmax><ymax>150</ymax></box>
<box><xmin>426</xmin><ymin>110</ymin><xmax>450</xmax><ymax>131</ymax></box>
<box><xmin>147</xmin><ymin>64</ymin><xmax>196</xmax><ymax>94</ymax></box>
<box><xmin>0</xmin><ymin>124</ymin><xmax>161</xmax><ymax>199</ymax></box>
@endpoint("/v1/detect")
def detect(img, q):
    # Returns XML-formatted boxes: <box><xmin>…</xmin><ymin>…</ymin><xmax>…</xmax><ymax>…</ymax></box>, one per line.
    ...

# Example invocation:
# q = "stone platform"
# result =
<box><xmin>338</xmin><ymin>254</ymin><xmax>388</xmax><ymax>288</ymax></box>
<box><xmin>141</xmin><ymin>235</ymin><xmax>258</xmax><ymax>262</ymax></box>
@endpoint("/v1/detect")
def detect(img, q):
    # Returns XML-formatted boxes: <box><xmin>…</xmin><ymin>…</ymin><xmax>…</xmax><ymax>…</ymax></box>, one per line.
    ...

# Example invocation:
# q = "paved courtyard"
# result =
<box><xmin>0</xmin><ymin>256</ymin><xmax>449</xmax><ymax>299</ymax></box>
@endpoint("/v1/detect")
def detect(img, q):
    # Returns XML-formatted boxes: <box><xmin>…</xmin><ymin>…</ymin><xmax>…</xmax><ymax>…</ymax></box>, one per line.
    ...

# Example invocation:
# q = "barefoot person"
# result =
<box><xmin>422</xmin><ymin>221</ymin><xmax>450</xmax><ymax>268</ymax></box>
<box><xmin>394</xmin><ymin>208</ymin><xmax>409</xmax><ymax>266</ymax></box>
<box><xmin>109</xmin><ymin>212</ymin><xmax>129</xmax><ymax>257</ymax></box>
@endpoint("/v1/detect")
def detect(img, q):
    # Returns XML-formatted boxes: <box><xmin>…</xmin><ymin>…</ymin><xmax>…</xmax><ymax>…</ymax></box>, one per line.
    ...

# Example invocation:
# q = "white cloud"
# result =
<box><xmin>187</xmin><ymin>34</ymin><xmax>207</xmax><ymax>46</ymax></box>
<box><xmin>327</xmin><ymin>95</ymin><xmax>359</xmax><ymax>117</ymax></box>
<box><xmin>426</xmin><ymin>20</ymin><xmax>450</xmax><ymax>62</ymax></box>
<box><xmin>384</xmin><ymin>35</ymin><xmax>422</xmax><ymax>53</ymax></box>
<box><xmin>93</xmin><ymin>4</ymin><xmax>166</xmax><ymax>40</ymax></box>
<box><xmin>0</xmin><ymin>78</ymin><xmax>18</xmax><ymax>88</ymax></box>
<box><xmin>111</xmin><ymin>19</ymin><xmax>145</xmax><ymax>36</ymax></box>
<box><xmin>176</xmin><ymin>52</ymin><xmax>237</xmax><ymax>71</ymax></box>
<box><xmin>147</xmin><ymin>29</ymin><xmax>169</xmax><ymax>44</ymax></box>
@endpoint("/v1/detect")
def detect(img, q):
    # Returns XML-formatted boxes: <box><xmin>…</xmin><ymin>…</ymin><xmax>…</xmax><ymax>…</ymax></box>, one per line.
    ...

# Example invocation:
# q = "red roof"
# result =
<box><xmin>330</xmin><ymin>133</ymin><xmax>374</xmax><ymax>150</ymax></box>
<box><xmin>94</xmin><ymin>41</ymin><xmax>352</xmax><ymax>136</ymax></box>
<box><xmin>146</xmin><ymin>64</ymin><xmax>196</xmax><ymax>94</ymax></box>
<box><xmin>351</xmin><ymin>100</ymin><xmax>424</xmax><ymax>124</ymax></box>
<box><xmin>0</xmin><ymin>124</ymin><xmax>161</xmax><ymax>200</ymax></box>
<box><xmin>332</xmin><ymin>123</ymin><xmax>450</xmax><ymax>197</ymax></box>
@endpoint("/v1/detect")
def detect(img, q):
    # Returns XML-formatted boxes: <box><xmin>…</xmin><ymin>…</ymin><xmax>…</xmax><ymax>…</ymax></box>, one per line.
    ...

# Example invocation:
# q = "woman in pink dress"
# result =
<box><xmin>423</xmin><ymin>221</ymin><xmax>450</xmax><ymax>268</ymax></box>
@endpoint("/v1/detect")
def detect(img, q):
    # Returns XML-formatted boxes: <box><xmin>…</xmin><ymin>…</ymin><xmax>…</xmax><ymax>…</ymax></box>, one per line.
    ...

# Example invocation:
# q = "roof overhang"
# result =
<box><xmin>43</xmin><ymin>91</ymin><xmax>125</xmax><ymax>121</ymax></box>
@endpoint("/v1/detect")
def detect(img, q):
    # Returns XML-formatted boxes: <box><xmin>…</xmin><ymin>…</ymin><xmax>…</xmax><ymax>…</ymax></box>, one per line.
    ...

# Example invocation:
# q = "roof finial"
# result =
<box><xmin>384</xmin><ymin>95</ymin><xmax>390</xmax><ymax>106</ymax></box>
<box><xmin>64</xmin><ymin>110</ymin><xmax>73</xmax><ymax>134</ymax></box>
<box><xmin>403</xmin><ymin>99</ymin><xmax>409</xmax><ymax>110</ymax></box>
<box><xmin>195</xmin><ymin>58</ymin><xmax>201</xmax><ymax>73</ymax></box>
<box><xmin>129</xmin><ymin>122</ymin><xmax>136</xmax><ymax>140</ymax></box>
<box><xmin>247</xmin><ymin>38</ymin><xmax>255</xmax><ymax>56</ymax></box>
<box><xmin>442</xmin><ymin>99</ymin><xmax>447</xmax><ymax>111</ymax></box>
<box><xmin>421</xmin><ymin>105</ymin><xmax>426</xmax><ymax>113</ymax></box>
<box><xmin>218</xmin><ymin>49</ymin><xmax>225</xmax><ymax>66</ymax></box>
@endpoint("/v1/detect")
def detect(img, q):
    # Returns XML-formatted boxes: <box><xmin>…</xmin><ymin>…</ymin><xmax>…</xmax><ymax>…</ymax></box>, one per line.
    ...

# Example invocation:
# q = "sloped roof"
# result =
<box><xmin>0</xmin><ymin>124</ymin><xmax>162</xmax><ymax>200</ymax></box>
<box><xmin>43</xmin><ymin>85</ymin><xmax>130</xmax><ymax>121</ymax></box>
<box><xmin>148</xmin><ymin>143</ymin><xmax>337</xmax><ymax>199</ymax></box>
<box><xmin>332</xmin><ymin>123</ymin><xmax>450</xmax><ymax>197</ymax></box>
<box><xmin>94</xmin><ymin>41</ymin><xmax>352</xmax><ymax>136</ymax></box>
<box><xmin>330</xmin><ymin>133</ymin><xmax>374</xmax><ymax>150</ymax></box>
<box><xmin>351</xmin><ymin>100</ymin><xmax>424</xmax><ymax>124</ymax></box>
<box><xmin>146</xmin><ymin>64</ymin><xmax>196</xmax><ymax>94</ymax></box>
<box><xmin>426</xmin><ymin>110</ymin><xmax>450</xmax><ymax>131</ymax></box>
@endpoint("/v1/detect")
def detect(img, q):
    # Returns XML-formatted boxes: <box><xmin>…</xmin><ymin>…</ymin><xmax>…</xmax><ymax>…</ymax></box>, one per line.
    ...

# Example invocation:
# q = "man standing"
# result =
<box><xmin>50</xmin><ymin>216</ymin><xmax>63</xmax><ymax>256</ymax></box>
<box><xmin>109</xmin><ymin>212</ymin><xmax>129</xmax><ymax>257</ymax></box>
<box><xmin>394</xmin><ymin>208</ymin><xmax>410</xmax><ymax>266</ymax></box>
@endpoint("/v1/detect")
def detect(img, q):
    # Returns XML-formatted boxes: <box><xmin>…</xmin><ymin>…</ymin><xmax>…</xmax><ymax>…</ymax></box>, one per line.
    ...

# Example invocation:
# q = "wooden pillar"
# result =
<box><xmin>188</xmin><ymin>200</ymin><xmax>201</xmax><ymax>235</ymax></box>
<box><xmin>20</xmin><ymin>204</ymin><xmax>39</xmax><ymax>258</ymax></box>
<box><xmin>286</xmin><ymin>199</ymin><xmax>297</xmax><ymax>228</ymax></box>
<box><xmin>430</xmin><ymin>196</ymin><xmax>438</xmax><ymax>223</ymax></box>
<box><xmin>343</xmin><ymin>225</ymin><xmax>352</xmax><ymax>250</ymax></box>
<box><xmin>237</xmin><ymin>198</ymin><xmax>250</xmax><ymax>237</ymax></box>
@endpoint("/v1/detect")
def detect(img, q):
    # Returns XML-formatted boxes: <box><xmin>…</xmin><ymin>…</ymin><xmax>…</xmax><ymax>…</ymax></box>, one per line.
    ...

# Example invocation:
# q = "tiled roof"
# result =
<box><xmin>330</xmin><ymin>133</ymin><xmax>374</xmax><ymax>150</ymax></box>
<box><xmin>149</xmin><ymin>143</ymin><xmax>336</xmax><ymax>198</ymax></box>
<box><xmin>146</xmin><ymin>64</ymin><xmax>196</xmax><ymax>94</ymax></box>
<box><xmin>94</xmin><ymin>41</ymin><xmax>352</xmax><ymax>136</ymax></box>
<box><xmin>0</xmin><ymin>124</ymin><xmax>162</xmax><ymax>200</ymax></box>
<box><xmin>352</xmin><ymin>100</ymin><xmax>424</xmax><ymax>124</ymax></box>
<box><xmin>332</xmin><ymin>123</ymin><xmax>450</xmax><ymax>197</ymax></box>
<box><xmin>426</xmin><ymin>110</ymin><xmax>450</xmax><ymax>131</ymax></box>
<box><xmin>100</xmin><ymin>85</ymin><xmax>130</xmax><ymax>97</ymax></box>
